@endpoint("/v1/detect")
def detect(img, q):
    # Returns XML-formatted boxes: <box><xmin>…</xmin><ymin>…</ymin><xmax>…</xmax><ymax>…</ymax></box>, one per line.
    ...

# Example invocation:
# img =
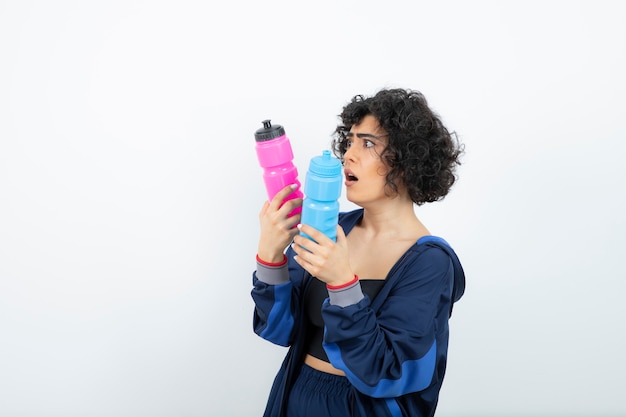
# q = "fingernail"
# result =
<box><xmin>296</xmin><ymin>223</ymin><xmax>302</xmax><ymax>230</ymax></box>
<box><xmin>290</xmin><ymin>184</ymin><xmax>298</xmax><ymax>189</ymax></box>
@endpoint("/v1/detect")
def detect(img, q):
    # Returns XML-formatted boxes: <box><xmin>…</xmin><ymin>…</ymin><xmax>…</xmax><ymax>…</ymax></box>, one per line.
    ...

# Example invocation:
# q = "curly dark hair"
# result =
<box><xmin>332</xmin><ymin>88</ymin><xmax>464</xmax><ymax>206</ymax></box>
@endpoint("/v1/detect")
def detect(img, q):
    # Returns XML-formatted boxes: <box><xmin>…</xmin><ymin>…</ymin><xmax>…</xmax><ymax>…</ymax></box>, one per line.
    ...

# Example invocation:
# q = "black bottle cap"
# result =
<box><xmin>255</xmin><ymin>119</ymin><xmax>286</xmax><ymax>142</ymax></box>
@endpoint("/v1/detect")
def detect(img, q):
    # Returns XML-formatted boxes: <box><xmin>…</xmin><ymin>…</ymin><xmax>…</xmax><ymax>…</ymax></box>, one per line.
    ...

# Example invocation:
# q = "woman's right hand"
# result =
<box><xmin>257</xmin><ymin>184</ymin><xmax>302</xmax><ymax>264</ymax></box>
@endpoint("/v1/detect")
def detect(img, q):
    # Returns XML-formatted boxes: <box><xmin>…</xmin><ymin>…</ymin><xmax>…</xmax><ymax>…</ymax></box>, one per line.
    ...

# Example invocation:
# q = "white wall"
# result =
<box><xmin>1</xmin><ymin>1</ymin><xmax>625</xmax><ymax>416</ymax></box>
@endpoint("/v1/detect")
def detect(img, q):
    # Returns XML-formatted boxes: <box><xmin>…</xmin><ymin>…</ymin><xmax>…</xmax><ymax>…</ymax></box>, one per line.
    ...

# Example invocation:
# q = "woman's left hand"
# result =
<box><xmin>292</xmin><ymin>224</ymin><xmax>354</xmax><ymax>287</ymax></box>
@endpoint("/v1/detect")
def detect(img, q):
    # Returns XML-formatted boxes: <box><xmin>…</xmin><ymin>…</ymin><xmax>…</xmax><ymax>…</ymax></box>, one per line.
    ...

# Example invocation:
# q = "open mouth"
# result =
<box><xmin>345</xmin><ymin>170</ymin><xmax>359</xmax><ymax>182</ymax></box>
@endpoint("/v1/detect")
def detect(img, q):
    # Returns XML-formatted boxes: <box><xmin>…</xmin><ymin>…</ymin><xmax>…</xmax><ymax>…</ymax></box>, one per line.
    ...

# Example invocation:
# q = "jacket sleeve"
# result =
<box><xmin>251</xmin><ymin>246</ymin><xmax>305</xmax><ymax>347</ymax></box>
<box><xmin>321</xmin><ymin>246</ymin><xmax>454</xmax><ymax>398</ymax></box>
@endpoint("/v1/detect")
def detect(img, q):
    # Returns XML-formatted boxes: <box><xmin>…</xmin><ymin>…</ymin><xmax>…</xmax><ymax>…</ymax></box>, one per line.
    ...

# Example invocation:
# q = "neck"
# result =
<box><xmin>359</xmin><ymin>197</ymin><xmax>424</xmax><ymax>237</ymax></box>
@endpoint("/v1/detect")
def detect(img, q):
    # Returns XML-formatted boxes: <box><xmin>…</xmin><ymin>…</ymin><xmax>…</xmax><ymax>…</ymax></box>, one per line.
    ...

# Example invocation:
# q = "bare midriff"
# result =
<box><xmin>304</xmin><ymin>354</ymin><xmax>346</xmax><ymax>376</ymax></box>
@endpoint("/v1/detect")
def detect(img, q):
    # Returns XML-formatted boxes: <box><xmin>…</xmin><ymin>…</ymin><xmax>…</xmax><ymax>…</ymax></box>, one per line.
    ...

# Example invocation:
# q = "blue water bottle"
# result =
<box><xmin>300</xmin><ymin>150</ymin><xmax>343</xmax><ymax>242</ymax></box>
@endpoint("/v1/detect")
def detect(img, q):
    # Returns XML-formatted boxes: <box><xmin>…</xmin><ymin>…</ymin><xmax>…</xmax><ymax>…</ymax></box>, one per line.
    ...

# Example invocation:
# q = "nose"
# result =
<box><xmin>343</xmin><ymin>142</ymin><xmax>356</xmax><ymax>163</ymax></box>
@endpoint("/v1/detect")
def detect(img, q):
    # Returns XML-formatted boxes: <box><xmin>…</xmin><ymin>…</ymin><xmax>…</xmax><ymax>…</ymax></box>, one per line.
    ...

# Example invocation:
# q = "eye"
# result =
<box><xmin>364</xmin><ymin>140</ymin><xmax>375</xmax><ymax>148</ymax></box>
<box><xmin>345</xmin><ymin>138</ymin><xmax>354</xmax><ymax>148</ymax></box>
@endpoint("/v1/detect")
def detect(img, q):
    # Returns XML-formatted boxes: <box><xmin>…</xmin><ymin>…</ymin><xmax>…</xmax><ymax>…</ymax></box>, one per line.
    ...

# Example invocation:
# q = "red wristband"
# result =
<box><xmin>256</xmin><ymin>254</ymin><xmax>288</xmax><ymax>267</ymax></box>
<box><xmin>326</xmin><ymin>275</ymin><xmax>359</xmax><ymax>290</ymax></box>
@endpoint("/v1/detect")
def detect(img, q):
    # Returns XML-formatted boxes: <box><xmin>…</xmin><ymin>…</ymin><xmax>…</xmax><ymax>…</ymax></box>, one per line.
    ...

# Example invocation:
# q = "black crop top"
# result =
<box><xmin>305</xmin><ymin>277</ymin><xmax>385</xmax><ymax>362</ymax></box>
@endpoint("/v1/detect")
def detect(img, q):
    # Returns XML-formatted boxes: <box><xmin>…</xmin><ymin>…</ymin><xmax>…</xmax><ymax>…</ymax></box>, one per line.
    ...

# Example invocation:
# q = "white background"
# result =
<box><xmin>1</xmin><ymin>1</ymin><xmax>625</xmax><ymax>416</ymax></box>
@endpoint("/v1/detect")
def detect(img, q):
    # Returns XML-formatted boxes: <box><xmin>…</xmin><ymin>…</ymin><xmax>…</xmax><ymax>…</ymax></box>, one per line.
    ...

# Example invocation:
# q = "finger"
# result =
<box><xmin>258</xmin><ymin>200</ymin><xmax>270</xmax><ymax>218</ymax></box>
<box><xmin>292</xmin><ymin>253</ymin><xmax>307</xmax><ymax>271</ymax></box>
<box><xmin>269</xmin><ymin>184</ymin><xmax>299</xmax><ymax>210</ymax></box>
<box><xmin>291</xmin><ymin>242</ymin><xmax>314</xmax><ymax>265</ymax></box>
<box><xmin>285</xmin><ymin>212</ymin><xmax>302</xmax><ymax>230</ymax></box>
<box><xmin>293</xmin><ymin>248</ymin><xmax>322</xmax><ymax>278</ymax></box>
<box><xmin>292</xmin><ymin>234</ymin><xmax>309</xmax><ymax>253</ymax></box>
<box><xmin>297</xmin><ymin>223</ymin><xmax>330</xmax><ymax>245</ymax></box>
<box><xmin>277</xmin><ymin>197</ymin><xmax>303</xmax><ymax>217</ymax></box>
<box><xmin>335</xmin><ymin>225</ymin><xmax>346</xmax><ymax>243</ymax></box>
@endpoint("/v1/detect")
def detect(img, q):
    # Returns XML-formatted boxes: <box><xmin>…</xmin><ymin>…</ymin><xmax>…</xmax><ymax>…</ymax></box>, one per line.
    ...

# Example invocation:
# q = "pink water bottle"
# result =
<box><xmin>254</xmin><ymin>120</ymin><xmax>303</xmax><ymax>216</ymax></box>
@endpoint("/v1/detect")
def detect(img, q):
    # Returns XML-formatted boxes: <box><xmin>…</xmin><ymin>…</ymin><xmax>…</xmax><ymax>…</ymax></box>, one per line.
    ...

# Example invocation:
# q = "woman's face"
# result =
<box><xmin>342</xmin><ymin>115</ymin><xmax>390</xmax><ymax>206</ymax></box>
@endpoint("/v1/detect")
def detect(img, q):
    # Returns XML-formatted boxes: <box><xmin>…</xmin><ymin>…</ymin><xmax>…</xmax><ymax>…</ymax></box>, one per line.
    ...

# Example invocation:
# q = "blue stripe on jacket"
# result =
<box><xmin>324</xmin><ymin>339</ymin><xmax>437</xmax><ymax>398</ymax></box>
<box><xmin>254</xmin><ymin>280</ymin><xmax>294</xmax><ymax>347</ymax></box>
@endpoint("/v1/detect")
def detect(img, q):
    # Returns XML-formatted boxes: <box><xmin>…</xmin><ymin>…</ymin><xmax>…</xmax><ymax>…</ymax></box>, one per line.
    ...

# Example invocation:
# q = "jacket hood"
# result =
<box><xmin>446</xmin><ymin>244</ymin><xmax>465</xmax><ymax>316</ymax></box>
<box><xmin>420</xmin><ymin>235</ymin><xmax>465</xmax><ymax>317</ymax></box>
<box><xmin>338</xmin><ymin>210</ymin><xmax>466</xmax><ymax>316</ymax></box>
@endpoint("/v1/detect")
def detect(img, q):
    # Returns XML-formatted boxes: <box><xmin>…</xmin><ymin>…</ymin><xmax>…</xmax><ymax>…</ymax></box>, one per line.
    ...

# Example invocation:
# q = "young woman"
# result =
<box><xmin>251</xmin><ymin>88</ymin><xmax>466</xmax><ymax>417</ymax></box>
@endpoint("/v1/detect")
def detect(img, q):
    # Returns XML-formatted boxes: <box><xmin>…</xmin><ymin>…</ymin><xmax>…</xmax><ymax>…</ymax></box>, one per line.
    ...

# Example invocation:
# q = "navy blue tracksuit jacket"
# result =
<box><xmin>252</xmin><ymin>209</ymin><xmax>466</xmax><ymax>417</ymax></box>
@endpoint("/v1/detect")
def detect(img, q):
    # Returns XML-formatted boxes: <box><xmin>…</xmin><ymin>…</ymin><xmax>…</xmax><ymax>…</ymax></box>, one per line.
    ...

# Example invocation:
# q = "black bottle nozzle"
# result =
<box><xmin>255</xmin><ymin>119</ymin><xmax>286</xmax><ymax>142</ymax></box>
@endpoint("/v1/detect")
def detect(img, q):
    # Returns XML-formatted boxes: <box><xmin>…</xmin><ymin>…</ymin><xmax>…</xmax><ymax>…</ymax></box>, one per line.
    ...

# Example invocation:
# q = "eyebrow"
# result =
<box><xmin>345</xmin><ymin>132</ymin><xmax>385</xmax><ymax>141</ymax></box>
